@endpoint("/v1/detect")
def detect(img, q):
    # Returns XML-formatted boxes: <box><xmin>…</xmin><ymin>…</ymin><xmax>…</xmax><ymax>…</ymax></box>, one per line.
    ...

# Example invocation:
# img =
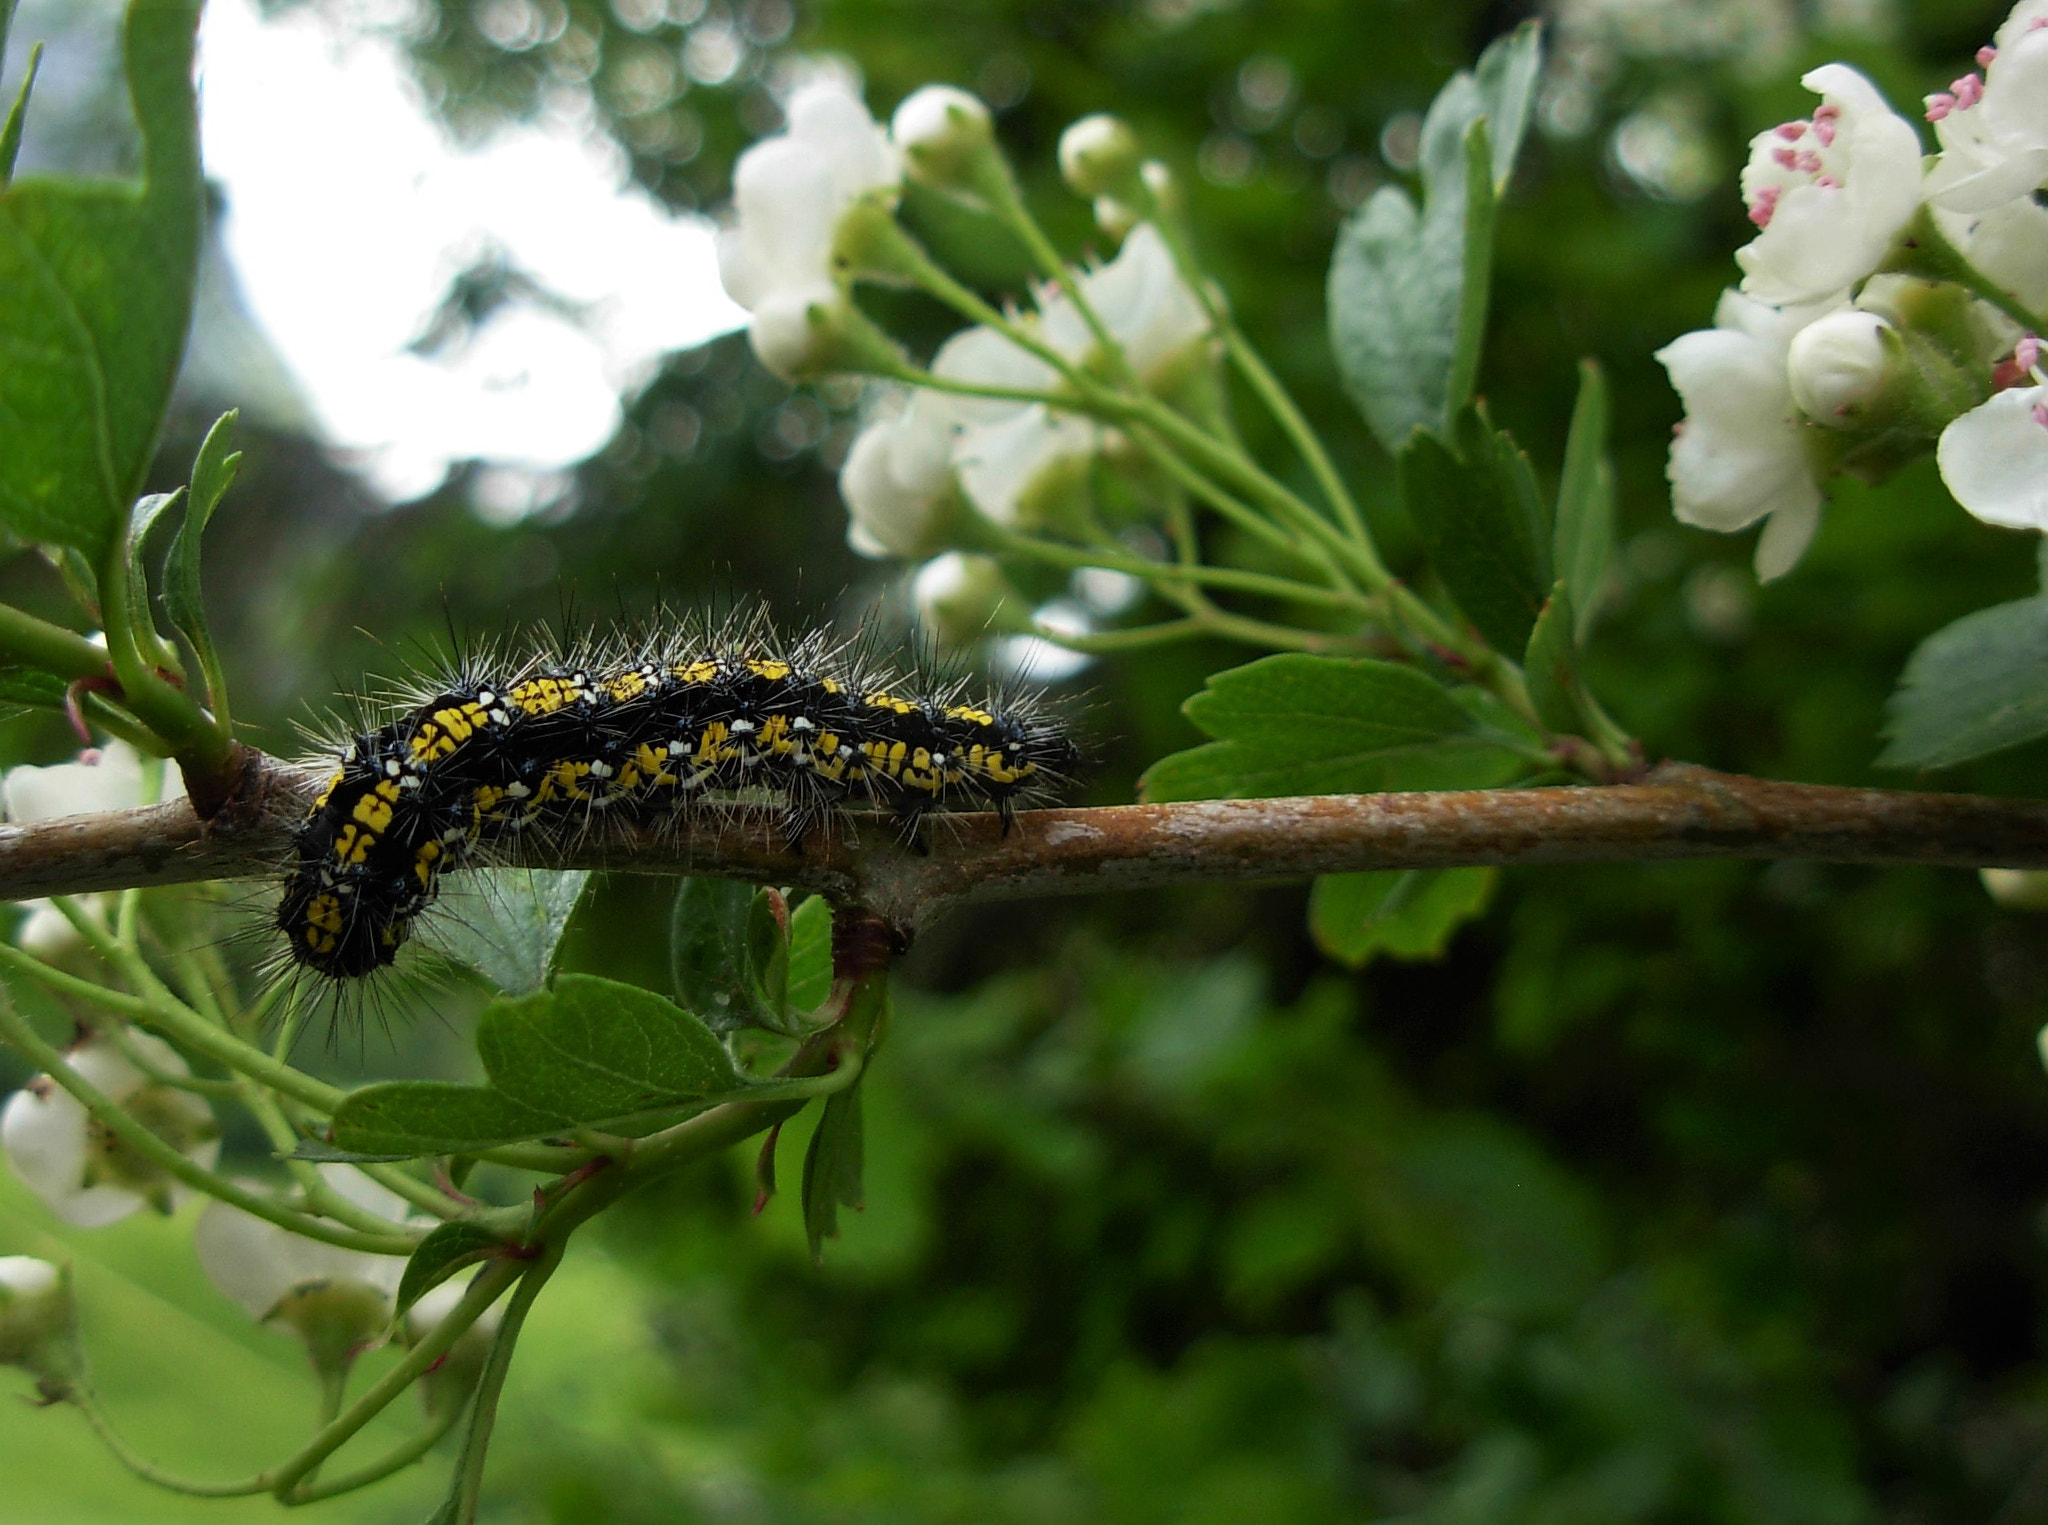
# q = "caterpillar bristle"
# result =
<box><xmin>274</xmin><ymin>607</ymin><xmax>1085</xmax><ymax>989</ymax></box>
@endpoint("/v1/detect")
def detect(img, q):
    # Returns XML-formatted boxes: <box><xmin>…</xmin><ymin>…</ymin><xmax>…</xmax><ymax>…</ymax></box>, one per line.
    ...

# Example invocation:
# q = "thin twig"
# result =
<box><xmin>0</xmin><ymin>755</ymin><xmax>2042</xmax><ymax>939</ymax></box>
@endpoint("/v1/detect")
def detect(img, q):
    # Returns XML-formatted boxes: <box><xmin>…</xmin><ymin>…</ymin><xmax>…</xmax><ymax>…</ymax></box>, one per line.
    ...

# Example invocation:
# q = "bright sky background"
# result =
<box><xmin>197</xmin><ymin>0</ymin><xmax>746</xmax><ymax>504</ymax></box>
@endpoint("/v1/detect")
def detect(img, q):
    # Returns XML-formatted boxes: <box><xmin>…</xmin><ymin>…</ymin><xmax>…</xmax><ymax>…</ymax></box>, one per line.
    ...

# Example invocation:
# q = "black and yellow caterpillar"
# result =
<box><xmin>276</xmin><ymin>619</ymin><xmax>1081</xmax><ymax>980</ymax></box>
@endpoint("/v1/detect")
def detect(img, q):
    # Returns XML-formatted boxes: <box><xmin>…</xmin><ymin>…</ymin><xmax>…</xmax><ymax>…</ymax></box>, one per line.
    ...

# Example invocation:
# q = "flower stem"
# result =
<box><xmin>439</xmin><ymin>1247</ymin><xmax>562</xmax><ymax>1525</ymax></box>
<box><xmin>993</xmin><ymin>529</ymin><xmax>1369</xmax><ymax>611</ymax></box>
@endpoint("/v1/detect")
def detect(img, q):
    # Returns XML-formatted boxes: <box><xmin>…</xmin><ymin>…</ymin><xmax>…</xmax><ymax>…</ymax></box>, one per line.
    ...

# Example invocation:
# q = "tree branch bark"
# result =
<box><xmin>0</xmin><ymin>754</ymin><xmax>2041</xmax><ymax>936</ymax></box>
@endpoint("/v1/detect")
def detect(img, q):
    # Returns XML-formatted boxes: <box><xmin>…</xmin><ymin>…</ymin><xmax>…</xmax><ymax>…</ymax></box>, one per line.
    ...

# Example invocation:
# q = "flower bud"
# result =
<box><xmin>913</xmin><ymin>553</ymin><xmax>1014</xmax><ymax>646</ymax></box>
<box><xmin>1787</xmin><ymin>310</ymin><xmax>1899</xmax><ymax>424</ymax></box>
<box><xmin>842</xmin><ymin>392</ymin><xmax>959</xmax><ymax>558</ymax></box>
<box><xmin>890</xmin><ymin>86</ymin><xmax>998</xmax><ymax>194</ymax></box>
<box><xmin>1093</xmin><ymin>196</ymin><xmax>1140</xmax><ymax>240</ymax></box>
<box><xmin>1058</xmin><ymin>114</ymin><xmax>1144</xmax><ymax>201</ymax></box>
<box><xmin>747</xmin><ymin>283</ymin><xmax>906</xmax><ymax>383</ymax></box>
<box><xmin>0</xmin><ymin>1256</ymin><xmax>82</xmax><ymax>1395</ymax></box>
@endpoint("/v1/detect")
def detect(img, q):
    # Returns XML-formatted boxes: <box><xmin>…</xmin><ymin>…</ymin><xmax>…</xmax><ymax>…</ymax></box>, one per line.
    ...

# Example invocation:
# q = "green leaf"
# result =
<box><xmin>1</xmin><ymin>28</ymin><xmax>42</xmax><ymax>186</ymax></box>
<box><xmin>1469</xmin><ymin>19</ymin><xmax>1543</xmax><ymax>194</ymax></box>
<box><xmin>1554</xmin><ymin>360</ymin><xmax>1614</xmax><ymax>644</ymax></box>
<box><xmin>0</xmin><ymin>665</ymin><xmax>67</xmax><ymax>710</ymax></box>
<box><xmin>1523</xmin><ymin>583</ymin><xmax>1581</xmax><ymax>735</ymax></box>
<box><xmin>0</xmin><ymin>0</ymin><xmax>204</xmax><ymax>557</ymax></box>
<box><xmin>671</xmin><ymin>876</ymin><xmax>783</xmax><ymax>1032</ymax></box>
<box><xmin>331</xmin><ymin>1082</ymin><xmax>564</xmax><ymax>1157</ymax></box>
<box><xmin>429</xmin><ymin>868</ymin><xmax>590</xmax><ymax>995</ymax></box>
<box><xmin>164</xmin><ymin>409</ymin><xmax>240</xmax><ymax>719</ymax></box>
<box><xmin>1398</xmin><ymin>420</ymin><xmax>1551</xmax><ymax>655</ymax></box>
<box><xmin>1880</xmin><ymin>596</ymin><xmax>2048</xmax><ymax>769</ymax></box>
<box><xmin>785</xmin><ymin>895</ymin><xmax>833</xmax><ymax>1014</ymax></box>
<box><xmin>802</xmin><ymin>1082</ymin><xmax>865</xmax><ymax>1264</ymax></box>
<box><xmin>1139</xmin><ymin>654</ymin><xmax>1526</xmax><ymax>803</ymax></box>
<box><xmin>122</xmin><ymin>490</ymin><xmax>184</xmax><ymax>677</ymax></box>
<box><xmin>1310</xmin><ymin>867</ymin><xmax>1499</xmax><ymax>967</ymax></box>
<box><xmin>395</xmin><ymin>1222</ymin><xmax>507</xmax><ymax>1320</ymax></box>
<box><xmin>476</xmin><ymin>972</ymin><xmax>740</xmax><ymax>1122</ymax></box>
<box><xmin>1325</xmin><ymin>24</ymin><xmax>1540</xmax><ymax>454</ymax></box>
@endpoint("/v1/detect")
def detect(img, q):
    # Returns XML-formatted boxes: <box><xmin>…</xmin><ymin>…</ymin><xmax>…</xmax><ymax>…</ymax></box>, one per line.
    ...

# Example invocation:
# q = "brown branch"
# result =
<box><xmin>0</xmin><ymin>754</ymin><xmax>2043</xmax><ymax>937</ymax></box>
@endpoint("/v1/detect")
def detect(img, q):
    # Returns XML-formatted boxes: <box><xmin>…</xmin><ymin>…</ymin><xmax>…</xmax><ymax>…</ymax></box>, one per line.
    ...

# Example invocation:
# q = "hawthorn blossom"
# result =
<box><xmin>838</xmin><ymin>223</ymin><xmax>1209</xmax><ymax>550</ymax></box>
<box><xmin>1735</xmin><ymin>65</ymin><xmax>1924</xmax><ymax>306</ymax></box>
<box><xmin>1</xmin><ymin>1031</ymin><xmax>220</xmax><ymax>1227</ymax></box>
<box><xmin>716</xmin><ymin>79</ymin><xmax>900</xmax><ymax>378</ymax></box>
<box><xmin>1936</xmin><ymin>336</ymin><xmax>2048</xmax><ymax>530</ymax></box>
<box><xmin>3</xmin><ymin>743</ymin><xmax>184</xmax><ymax>957</ymax></box>
<box><xmin>1786</xmin><ymin>309</ymin><xmax>1898</xmax><ymax>424</ymax></box>
<box><xmin>840</xmin><ymin>389</ymin><xmax>959</xmax><ymax>556</ymax></box>
<box><xmin>1923</xmin><ymin>2</ymin><xmax>2048</xmax><ymax>214</ymax></box>
<box><xmin>1656</xmin><ymin>289</ymin><xmax>1837</xmax><ymax>580</ymax></box>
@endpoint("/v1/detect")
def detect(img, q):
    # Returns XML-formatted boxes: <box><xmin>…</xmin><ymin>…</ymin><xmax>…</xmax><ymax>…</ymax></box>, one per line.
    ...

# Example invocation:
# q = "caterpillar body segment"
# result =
<box><xmin>276</xmin><ymin>619</ymin><xmax>1082</xmax><ymax>981</ymax></box>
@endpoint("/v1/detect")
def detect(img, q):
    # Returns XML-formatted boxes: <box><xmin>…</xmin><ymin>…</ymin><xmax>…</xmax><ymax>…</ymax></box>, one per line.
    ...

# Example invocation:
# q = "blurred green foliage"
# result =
<box><xmin>10</xmin><ymin>0</ymin><xmax>2048</xmax><ymax>1519</ymax></box>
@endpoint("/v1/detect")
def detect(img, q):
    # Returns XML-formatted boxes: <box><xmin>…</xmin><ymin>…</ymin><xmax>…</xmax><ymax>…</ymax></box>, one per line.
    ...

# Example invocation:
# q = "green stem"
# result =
<box><xmin>442</xmin><ymin>1248</ymin><xmax>562</xmax><ymax>1524</ymax></box>
<box><xmin>1888</xmin><ymin>204</ymin><xmax>2048</xmax><ymax>335</ymax></box>
<box><xmin>1220</xmin><ymin>323</ymin><xmax>1375</xmax><ymax>554</ymax></box>
<box><xmin>0</xmin><ymin>604</ymin><xmax>113</xmax><ymax>681</ymax></box>
<box><xmin>994</xmin><ymin>530</ymin><xmax>1367</xmax><ymax>611</ymax></box>
<box><xmin>283</xmin><ymin>1402</ymin><xmax>466</xmax><ymax>1505</ymax></box>
<box><xmin>70</xmin><ymin>1388</ymin><xmax>270</xmax><ymax>1498</ymax></box>
<box><xmin>0</xmin><ymin>994</ymin><xmax>415</xmax><ymax>1253</ymax></box>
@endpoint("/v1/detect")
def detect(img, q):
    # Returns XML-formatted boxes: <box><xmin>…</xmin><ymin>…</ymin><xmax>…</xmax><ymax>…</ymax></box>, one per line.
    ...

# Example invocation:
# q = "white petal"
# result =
<box><xmin>1</xmin><ymin>1082</ymin><xmax>133</xmax><ymax>1229</ymax></box>
<box><xmin>194</xmin><ymin>1173</ymin><xmax>404</xmax><ymax>1322</ymax></box>
<box><xmin>1933</xmin><ymin>197</ymin><xmax>2048</xmax><ymax>316</ymax></box>
<box><xmin>954</xmin><ymin>406</ymin><xmax>1097</xmax><ymax>528</ymax></box>
<box><xmin>1938</xmin><ymin>387</ymin><xmax>2048</xmax><ymax>530</ymax></box>
<box><xmin>746</xmin><ymin>282</ymin><xmax>840</xmax><ymax>380</ymax></box>
<box><xmin>4</xmin><ymin>743</ymin><xmax>148</xmax><ymax>824</ymax></box>
<box><xmin>931</xmin><ymin>325</ymin><xmax>1057</xmax><ymax>424</ymax></box>
<box><xmin>1077</xmin><ymin>224</ymin><xmax>1209</xmax><ymax>384</ymax></box>
<box><xmin>1656</xmin><ymin>326</ymin><xmax>1816</xmax><ymax>535</ymax></box>
<box><xmin>1753</xmin><ymin>492</ymin><xmax>1823</xmax><ymax>581</ymax></box>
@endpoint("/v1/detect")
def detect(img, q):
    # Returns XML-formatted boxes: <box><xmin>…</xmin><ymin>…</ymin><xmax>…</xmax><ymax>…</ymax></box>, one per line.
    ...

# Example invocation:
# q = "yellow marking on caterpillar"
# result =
<box><xmin>946</xmin><ymin>705</ymin><xmax>995</xmax><ymax>727</ymax></box>
<box><xmin>673</xmin><ymin>660</ymin><xmax>718</xmax><ymax>684</ymax></box>
<box><xmin>694</xmin><ymin>721</ymin><xmax>733</xmax><ymax>768</ymax></box>
<box><xmin>412</xmin><ymin>837</ymin><xmax>442</xmax><ymax>891</ymax></box>
<box><xmin>864</xmin><ymin>691</ymin><xmax>916</xmax><ymax>715</ymax></box>
<box><xmin>351</xmin><ymin>782</ymin><xmax>399</xmax><ymax>834</ymax></box>
<box><xmin>509</xmin><ymin>676</ymin><xmax>587</xmax><ymax>716</ymax></box>
<box><xmin>861</xmin><ymin>737</ymin><xmax>910</xmax><ymax>777</ymax></box>
<box><xmin>900</xmin><ymin>746</ymin><xmax>943</xmax><ymax>794</ymax></box>
<box><xmin>746</xmin><ymin>658</ymin><xmax>793</xmax><ymax>682</ymax></box>
<box><xmin>821</xmin><ymin>677</ymin><xmax>842</xmax><ymax>694</ymax></box>
<box><xmin>760</xmin><ymin>714</ymin><xmax>794</xmax><ymax>754</ymax></box>
<box><xmin>602</xmin><ymin>669</ymin><xmax>649</xmax><ymax>702</ymax></box>
<box><xmin>313</xmin><ymin>770</ymin><xmax>343</xmax><ymax>810</ymax></box>
<box><xmin>967</xmin><ymin>744</ymin><xmax>1027</xmax><ymax>785</ymax></box>
<box><xmin>331</xmin><ymin>823</ymin><xmax>373</xmax><ymax>866</ymax></box>
<box><xmin>303</xmin><ymin>891</ymin><xmax>345</xmax><ymax>953</ymax></box>
<box><xmin>632</xmin><ymin>742</ymin><xmax>679</xmax><ymax>789</ymax></box>
<box><xmin>546</xmin><ymin>759</ymin><xmax>594</xmax><ymax>801</ymax></box>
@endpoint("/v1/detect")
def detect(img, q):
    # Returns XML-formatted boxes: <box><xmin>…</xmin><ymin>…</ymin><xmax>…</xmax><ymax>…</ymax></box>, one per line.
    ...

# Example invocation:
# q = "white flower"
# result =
<box><xmin>953</xmin><ymin>405</ymin><xmax>1099</xmax><ymax>530</ymax></box>
<box><xmin>194</xmin><ymin>1165</ymin><xmax>409</xmax><ymax>1324</ymax></box>
<box><xmin>1735</xmin><ymin>65</ymin><xmax>1924</xmax><ymax>306</ymax></box>
<box><xmin>1936</xmin><ymin>348</ymin><xmax>2048</xmax><ymax>531</ymax></box>
<box><xmin>1924</xmin><ymin>5</ymin><xmax>2048</xmax><ymax>214</ymax></box>
<box><xmin>2</xmin><ymin>1032</ymin><xmax>220</xmax><ymax>1227</ymax></box>
<box><xmin>1786</xmin><ymin>309</ymin><xmax>1897</xmax><ymax>423</ymax></box>
<box><xmin>890</xmin><ymin>85</ymin><xmax>994</xmax><ymax>189</ymax></box>
<box><xmin>4</xmin><ymin>743</ymin><xmax>184</xmax><ymax>957</ymax></box>
<box><xmin>1656</xmin><ymin>289</ymin><xmax>1838</xmax><ymax>580</ymax></box>
<box><xmin>840</xmin><ymin>388</ymin><xmax>958</xmax><ymax>558</ymax></box>
<box><xmin>717</xmin><ymin>79</ymin><xmax>899</xmax><ymax>378</ymax></box>
<box><xmin>1043</xmin><ymin>224</ymin><xmax>1210</xmax><ymax>389</ymax></box>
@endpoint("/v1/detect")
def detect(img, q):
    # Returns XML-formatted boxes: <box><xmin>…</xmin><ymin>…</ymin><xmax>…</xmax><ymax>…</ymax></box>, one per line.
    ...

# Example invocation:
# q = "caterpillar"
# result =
<box><xmin>274</xmin><ymin>615</ymin><xmax>1082</xmax><ymax>981</ymax></box>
